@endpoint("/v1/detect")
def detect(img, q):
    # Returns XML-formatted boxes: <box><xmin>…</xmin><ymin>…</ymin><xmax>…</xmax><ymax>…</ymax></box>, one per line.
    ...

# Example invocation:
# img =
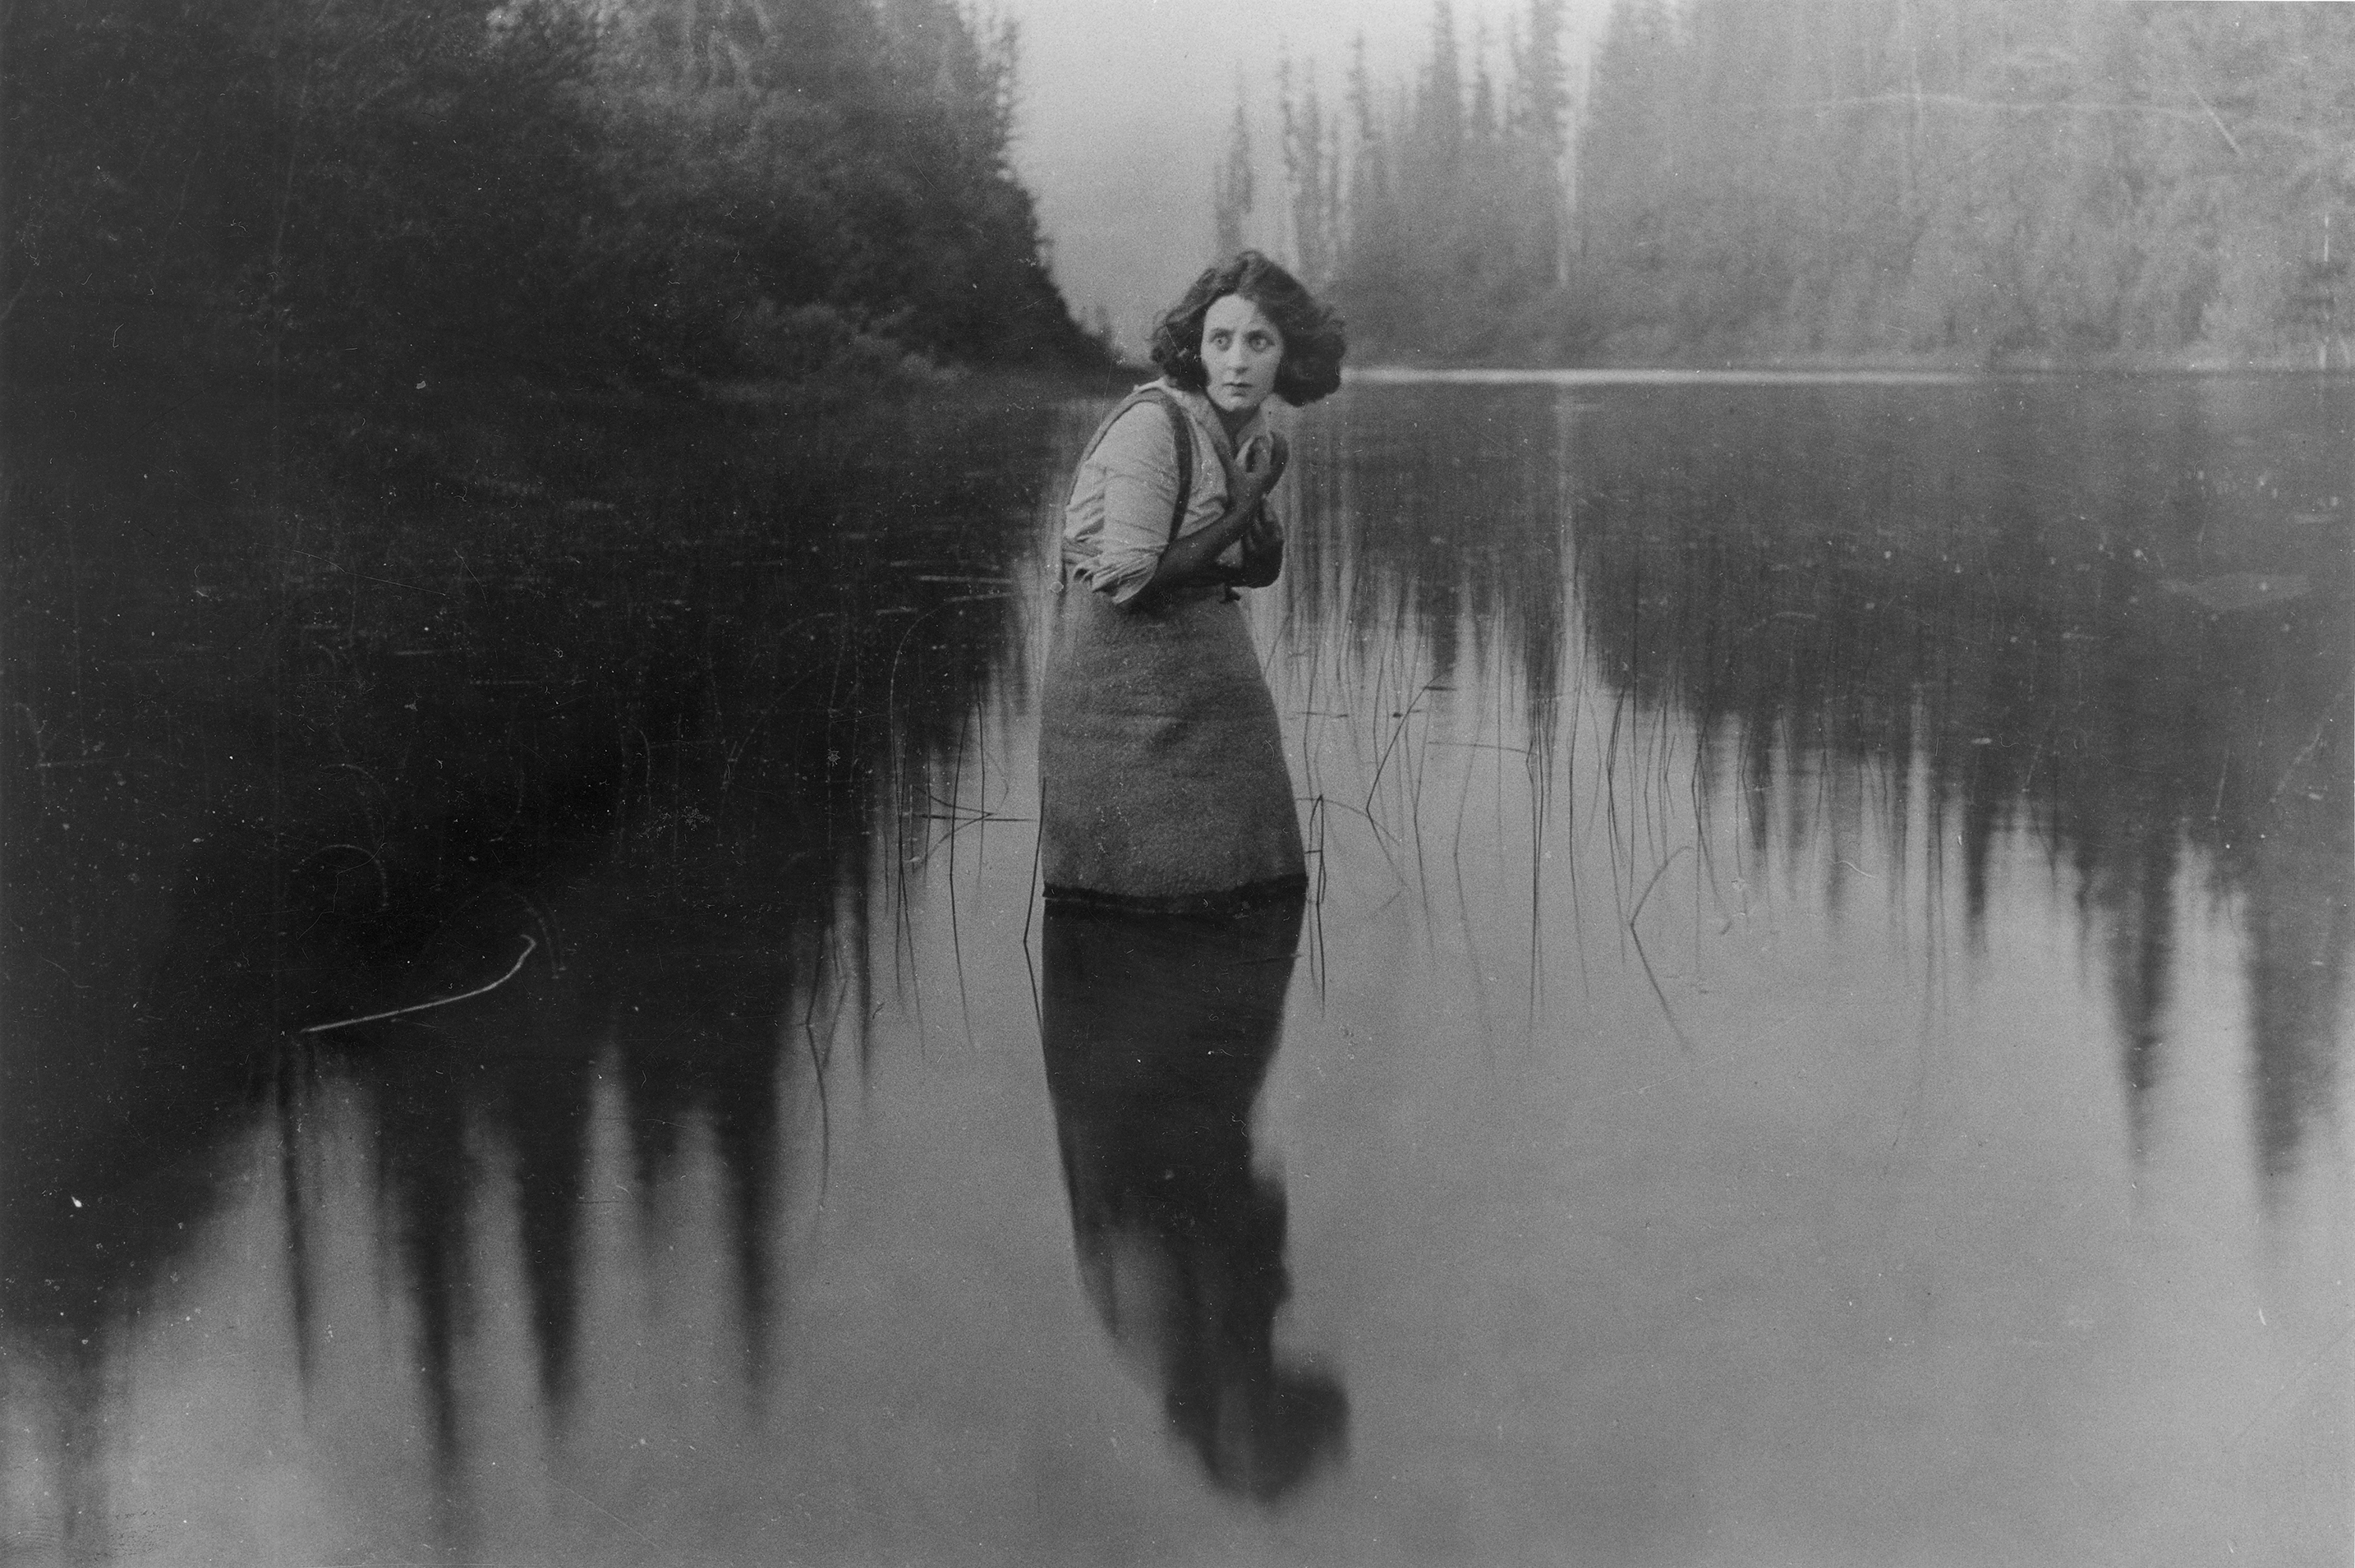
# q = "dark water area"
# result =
<box><xmin>2</xmin><ymin>374</ymin><xmax>2347</xmax><ymax>1565</ymax></box>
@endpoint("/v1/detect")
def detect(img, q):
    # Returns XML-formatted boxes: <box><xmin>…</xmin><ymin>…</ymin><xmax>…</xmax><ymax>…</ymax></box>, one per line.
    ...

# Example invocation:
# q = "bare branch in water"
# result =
<box><xmin>1627</xmin><ymin>848</ymin><xmax>1696</xmax><ymax>1054</ymax></box>
<box><xmin>300</xmin><ymin>936</ymin><xmax>539</xmax><ymax>1035</ymax></box>
<box><xmin>1627</xmin><ymin>844</ymin><xmax>1691</xmax><ymax>930</ymax></box>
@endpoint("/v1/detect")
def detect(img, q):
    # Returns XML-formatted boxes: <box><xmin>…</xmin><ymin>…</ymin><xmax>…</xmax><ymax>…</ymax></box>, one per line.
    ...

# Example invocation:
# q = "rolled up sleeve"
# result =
<box><xmin>1080</xmin><ymin>404</ymin><xmax>1185</xmax><ymax>606</ymax></box>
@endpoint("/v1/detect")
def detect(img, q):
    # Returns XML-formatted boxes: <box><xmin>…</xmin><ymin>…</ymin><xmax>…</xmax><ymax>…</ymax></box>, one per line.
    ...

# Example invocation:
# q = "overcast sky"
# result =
<box><xmin>991</xmin><ymin>0</ymin><xmax>1606</xmax><ymax>355</ymax></box>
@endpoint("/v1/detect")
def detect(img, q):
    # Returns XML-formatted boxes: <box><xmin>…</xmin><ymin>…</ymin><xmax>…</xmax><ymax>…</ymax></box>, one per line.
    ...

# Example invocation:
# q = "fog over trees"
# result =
<box><xmin>5</xmin><ymin>0</ymin><xmax>1101</xmax><ymax>392</ymax></box>
<box><xmin>9</xmin><ymin>0</ymin><xmax>2348</xmax><ymax>390</ymax></box>
<box><xmin>1241</xmin><ymin>0</ymin><xmax>2354</xmax><ymax>366</ymax></box>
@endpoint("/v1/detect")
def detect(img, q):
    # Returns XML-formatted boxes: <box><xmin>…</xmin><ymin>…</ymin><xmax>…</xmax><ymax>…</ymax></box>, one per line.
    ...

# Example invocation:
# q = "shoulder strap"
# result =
<box><xmin>1143</xmin><ymin>389</ymin><xmax>1194</xmax><ymax>545</ymax></box>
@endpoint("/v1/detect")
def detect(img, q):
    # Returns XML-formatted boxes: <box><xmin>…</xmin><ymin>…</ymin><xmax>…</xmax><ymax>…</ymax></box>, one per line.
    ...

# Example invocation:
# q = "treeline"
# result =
<box><xmin>1577</xmin><ymin>0</ymin><xmax>2354</xmax><ymax>364</ymax></box>
<box><xmin>3</xmin><ymin>0</ymin><xmax>1100</xmax><ymax>392</ymax></box>
<box><xmin>1244</xmin><ymin>1</ymin><xmax>2354</xmax><ymax>366</ymax></box>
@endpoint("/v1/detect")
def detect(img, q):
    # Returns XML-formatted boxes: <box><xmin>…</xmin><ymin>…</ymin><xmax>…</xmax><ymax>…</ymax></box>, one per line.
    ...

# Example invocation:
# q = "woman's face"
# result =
<box><xmin>1200</xmin><ymin>293</ymin><xmax>1285</xmax><ymax>419</ymax></box>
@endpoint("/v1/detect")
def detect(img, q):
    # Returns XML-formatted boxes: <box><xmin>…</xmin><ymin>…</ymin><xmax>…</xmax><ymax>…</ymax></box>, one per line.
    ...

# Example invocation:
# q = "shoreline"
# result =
<box><xmin>1345</xmin><ymin>350</ymin><xmax>2355</xmax><ymax>383</ymax></box>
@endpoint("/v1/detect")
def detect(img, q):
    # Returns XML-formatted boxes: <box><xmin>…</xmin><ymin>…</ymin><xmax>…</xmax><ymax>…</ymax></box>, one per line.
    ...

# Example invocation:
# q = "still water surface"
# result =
<box><xmin>2</xmin><ymin>376</ymin><xmax>2348</xmax><ymax>1566</ymax></box>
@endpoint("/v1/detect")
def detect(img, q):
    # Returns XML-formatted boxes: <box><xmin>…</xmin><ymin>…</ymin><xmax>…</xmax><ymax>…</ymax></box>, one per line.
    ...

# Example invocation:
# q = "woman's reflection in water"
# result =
<box><xmin>1039</xmin><ymin>893</ymin><xmax>1347</xmax><ymax>1503</ymax></box>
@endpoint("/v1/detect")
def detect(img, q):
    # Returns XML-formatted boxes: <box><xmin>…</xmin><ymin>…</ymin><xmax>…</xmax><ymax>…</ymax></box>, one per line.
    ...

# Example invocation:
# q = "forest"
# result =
<box><xmin>1240</xmin><ymin>0</ymin><xmax>2355</xmax><ymax>367</ymax></box>
<box><xmin>2</xmin><ymin>0</ymin><xmax>1102</xmax><ymax>394</ymax></box>
<box><xmin>11</xmin><ymin>1</ymin><xmax>2350</xmax><ymax>393</ymax></box>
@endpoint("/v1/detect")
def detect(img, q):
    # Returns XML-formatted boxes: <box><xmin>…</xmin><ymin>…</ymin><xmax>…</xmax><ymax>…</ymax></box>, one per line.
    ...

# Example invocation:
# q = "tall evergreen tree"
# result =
<box><xmin>1213</xmin><ymin>80</ymin><xmax>1258</xmax><ymax>259</ymax></box>
<box><xmin>1514</xmin><ymin>0</ymin><xmax>1571</xmax><ymax>158</ymax></box>
<box><xmin>1281</xmin><ymin>59</ymin><xmax>1341</xmax><ymax>290</ymax></box>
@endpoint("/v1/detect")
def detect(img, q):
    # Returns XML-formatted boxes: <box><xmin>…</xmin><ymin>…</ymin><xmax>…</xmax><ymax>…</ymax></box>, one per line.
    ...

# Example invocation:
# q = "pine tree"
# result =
<box><xmin>1281</xmin><ymin>58</ymin><xmax>1340</xmax><ymax>289</ymax></box>
<box><xmin>1213</xmin><ymin>79</ymin><xmax>1257</xmax><ymax>259</ymax></box>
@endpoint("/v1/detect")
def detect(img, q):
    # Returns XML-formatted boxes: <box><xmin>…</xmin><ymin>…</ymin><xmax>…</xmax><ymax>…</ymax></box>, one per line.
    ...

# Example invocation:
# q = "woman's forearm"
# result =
<box><xmin>1137</xmin><ymin>489</ymin><xmax>1264</xmax><ymax>600</ymax></box>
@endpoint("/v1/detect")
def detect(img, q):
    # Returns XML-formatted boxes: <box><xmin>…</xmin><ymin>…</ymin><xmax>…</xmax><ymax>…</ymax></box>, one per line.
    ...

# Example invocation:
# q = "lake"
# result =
<box><xmin>2</xmin><ymin>373</ymin><xmax>2348</xmax><ymax>1566</ymax></box>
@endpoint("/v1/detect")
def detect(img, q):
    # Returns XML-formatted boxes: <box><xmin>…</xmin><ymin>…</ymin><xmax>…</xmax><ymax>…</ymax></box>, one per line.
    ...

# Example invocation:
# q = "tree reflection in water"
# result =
<box><xmin>0</xmin><ymin>383</ymin><xmax>1056</xmax><ymax>1552</ymax></box>
<box><xmin>1039</xmin><ymin>896</ymin><xmax>1347</xmax><ymax>1504</ymax></box>
<box><xmin>1286</xmin><ymin>378</ymin><xmax>2348</xmax><ymax>1192</ymax></box>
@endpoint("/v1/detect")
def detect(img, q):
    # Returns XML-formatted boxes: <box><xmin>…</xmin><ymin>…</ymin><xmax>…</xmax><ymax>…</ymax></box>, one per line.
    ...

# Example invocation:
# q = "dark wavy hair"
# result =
<box><xmin>1149</xmin><ymin>251</ymin><xmax>1347</xmax><ymax>407</ymax></box>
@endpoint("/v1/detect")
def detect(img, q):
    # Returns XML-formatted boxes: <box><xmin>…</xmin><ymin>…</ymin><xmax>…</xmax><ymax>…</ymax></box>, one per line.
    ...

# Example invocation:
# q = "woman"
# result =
<box><xmin>1040</xmin><ymin>251</ymin><xmax>1345</xmax><ymax>913</ymax></box>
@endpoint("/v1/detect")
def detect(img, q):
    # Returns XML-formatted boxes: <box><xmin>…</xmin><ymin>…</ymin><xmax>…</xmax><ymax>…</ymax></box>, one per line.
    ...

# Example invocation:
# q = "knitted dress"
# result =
<box><xmin>1038</xmin><ymin>382</ymin><xmax>1305</xmax><ymax>913</ymax></box>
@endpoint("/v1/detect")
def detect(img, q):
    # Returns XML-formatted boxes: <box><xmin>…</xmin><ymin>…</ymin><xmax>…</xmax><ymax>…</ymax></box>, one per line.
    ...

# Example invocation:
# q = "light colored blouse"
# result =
<box><xmin>1060</xmin><ymin>380</ymin><xmax>1282</xmax><ymax>606</ymax></box>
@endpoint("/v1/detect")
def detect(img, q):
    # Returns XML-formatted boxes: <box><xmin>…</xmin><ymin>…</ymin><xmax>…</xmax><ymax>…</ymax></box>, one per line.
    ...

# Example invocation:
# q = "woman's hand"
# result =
<box><xmin>1238</xmin><ymin>431</ymin><xmax>1290</xmax><ymax>495</ymax></box>
<box><xmin>1227</xmin><ymin>433</ymin><xmax>1286</xmax><ymax>588</ymax></box>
